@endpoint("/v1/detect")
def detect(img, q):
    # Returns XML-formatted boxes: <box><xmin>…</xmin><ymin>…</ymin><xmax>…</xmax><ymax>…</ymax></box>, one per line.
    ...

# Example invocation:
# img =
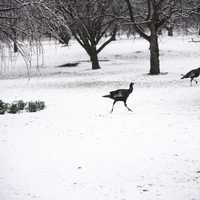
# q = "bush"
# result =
<box><xmin>7</xmin><ymin>103</ymin><xmax>20</xmax><ymax>114</ymax></box>
<box><xmin>0</xmin><ymin>100</ymin><xmax>7</xmax><ymax>115</ymax></box>
<box><xmin>25</xmin><ymin>102</ymin><xmax>38</xmax><ymax>112</ymax></box>
<box><xmin>0</xmin><ymin>99</ymin><xmax>46</xmax><ymax>114</ymax></box>
<box><xmin>16</xmin><ymin>100</ymin><xmax>26</xmax><ymax>110</ymax></box>
<box><xmin>26</xmin><ymin>101</ymin><xmax>46</xmax><ymax>112</ymax></box>
<box><xmin>36</xmin><ymin>101</ymin><xmax>45</xmax><ymax>110</ymax></box>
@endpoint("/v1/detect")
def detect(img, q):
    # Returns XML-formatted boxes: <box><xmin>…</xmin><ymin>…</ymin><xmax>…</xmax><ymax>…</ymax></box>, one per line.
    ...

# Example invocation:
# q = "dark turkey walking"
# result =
<box><xmin>103</xmin><ymin>82</ymin><xmax>134</xmax><ymax>113</ymax></box>
<box><xmin>181</xmin><ymin>67</ymin><xmax>200</xmax><ymax>86</ymax></box>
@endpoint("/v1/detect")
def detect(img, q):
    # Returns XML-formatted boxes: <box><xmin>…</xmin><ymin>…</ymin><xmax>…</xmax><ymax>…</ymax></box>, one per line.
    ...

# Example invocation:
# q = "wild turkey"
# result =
<box><xmin>103</xmin><ymin>82</ymin><xmax>134</xmax><ymax>113</ymax></box>
<box><xmin>181</xmin><ymin>67</ymin><xmax>200</xmax><ymax>86</ymax></box>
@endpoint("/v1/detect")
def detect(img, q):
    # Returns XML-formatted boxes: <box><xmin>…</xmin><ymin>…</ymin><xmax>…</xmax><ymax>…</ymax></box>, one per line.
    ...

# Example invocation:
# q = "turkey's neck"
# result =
<box><xmin>129</xmin><ymin>85</ymin><xmax>133</xmax><ymax>93</ymax></box>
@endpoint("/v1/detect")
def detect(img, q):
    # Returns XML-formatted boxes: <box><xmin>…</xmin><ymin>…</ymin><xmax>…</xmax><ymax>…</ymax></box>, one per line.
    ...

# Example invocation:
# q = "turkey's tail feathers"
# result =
<box><xmin>102</xmin><ymin>94</ymin><xmax>111</xmax><ymax>98</ymax></box>
<box><xmin>181</xmin><ymin>74</ymin><xmax>186</xmax><ymax>79</ymax></box>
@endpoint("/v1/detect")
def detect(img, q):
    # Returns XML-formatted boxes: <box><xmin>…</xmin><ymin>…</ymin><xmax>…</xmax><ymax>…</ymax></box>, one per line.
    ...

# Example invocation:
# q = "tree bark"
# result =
<box><xmin>158</xmin><ymin>29</ymin><xmax>162</xmax><ymax>35</ymax></box>
<box><xmin>167</xmin><ymin>26</ymin><xmax>173</xmax><ymax>36</ymax></box>
<box><xmin>12</xmin><ymin>28</ymin><xmax>18</xmax><ymax>53</ymax></box>
<box><xmin>149</xmin><ymin>26</ymin><xmax>160</xmax><ymax>75</ymax></box>
<box><xmin>13</xmin><ymin>41</ymin><xmax>18</xmax><ymax>53</ymax></box>
<box><xmin>90</xmin><ymin>47</ymin><xmax>100</xmax><ymax>70</ymax></box>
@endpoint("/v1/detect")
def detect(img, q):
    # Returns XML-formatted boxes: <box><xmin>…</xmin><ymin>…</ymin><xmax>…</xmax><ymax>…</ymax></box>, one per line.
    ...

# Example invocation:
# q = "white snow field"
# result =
<box><xmin>1</xmin><ymin>36</ymin><xmax>200</xmax><ymax>200</ymax></box>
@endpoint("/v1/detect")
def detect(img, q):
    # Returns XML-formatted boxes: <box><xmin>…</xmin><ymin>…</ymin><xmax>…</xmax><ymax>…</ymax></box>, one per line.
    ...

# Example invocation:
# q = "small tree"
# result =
<box><xmin>179</xmin><ymin>0</ymin><xmax>200</xmax><ymax>35</ymax></box>
<box><xmin>0</xmin><ymin>0</ymin><xmax>70</xmax><ymax>73</ymax></box>
<box><xmin>123</xmin><ymin>0</ymin><xmax>177</xmax><ymax>75</ymax></box>
<box><xmin>55</xmin><ymin>0</ymin><xmax>118</xmax><ymax>70</ymax></box>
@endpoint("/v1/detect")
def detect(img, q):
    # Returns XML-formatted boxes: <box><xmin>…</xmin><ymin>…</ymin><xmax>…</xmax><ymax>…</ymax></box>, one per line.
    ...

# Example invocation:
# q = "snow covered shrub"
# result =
<box><xmin>0</xmin><ymin>100</ymin><xmax>7</xmax><ymax>114</ymax></box>
<box><xmin>26</xmin><ymin>101</ymin><xmax>46</xmax><ymax>112</ymax></box>
<box><xmin>35</xmin><ymin>101</ymin><xmax>45</xmax><ymax>110</ymax></box>
<box><xmin>0</xmin><ymin>100</ymin><xmax>45</xmax><ymax>114</ymax></box>
<box><xmin>16</xmin><ymin>100</ymin><xmax>26</xmax><ymax>110</ymax></box>
<box><xmin>7</xmin><ymin>103</ymin><xmax>19</xmax><ymax>114</ymax></box>
<box><xmin>0</xmin><ymin>109</ymin><xmax>5</xmax><ymax>114</ymax></box>
<box><xmin>25</xmin><ymin>102</ymin><xmax>38</xmax><ymax>112</ymax></box>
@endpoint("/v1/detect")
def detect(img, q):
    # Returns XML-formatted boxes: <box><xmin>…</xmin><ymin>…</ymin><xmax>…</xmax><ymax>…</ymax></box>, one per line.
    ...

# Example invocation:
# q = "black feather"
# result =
<box><xmin>103</xmin><ymin>82</ymin><xmax>134</xmax><ymax>113</ymax></box>
<box><xmin>181</xmin><ymin>67</ymin><xmax>200</xmax><ymax>86</ymax></box>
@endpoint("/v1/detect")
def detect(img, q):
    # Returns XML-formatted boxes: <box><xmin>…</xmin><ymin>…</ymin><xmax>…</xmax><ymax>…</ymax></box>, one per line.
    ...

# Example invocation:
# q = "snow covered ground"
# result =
<box><xmin>1</xmin><ymin>36</ymin><xmax>200</xmax><ymax>200</ymax></box>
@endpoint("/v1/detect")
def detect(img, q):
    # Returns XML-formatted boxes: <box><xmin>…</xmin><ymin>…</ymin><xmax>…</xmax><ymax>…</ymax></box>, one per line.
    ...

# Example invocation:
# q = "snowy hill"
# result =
<box><xmin>0</xmin><ymin>36</ymin><xmax>200</xmax><ymax>200</ymax></box>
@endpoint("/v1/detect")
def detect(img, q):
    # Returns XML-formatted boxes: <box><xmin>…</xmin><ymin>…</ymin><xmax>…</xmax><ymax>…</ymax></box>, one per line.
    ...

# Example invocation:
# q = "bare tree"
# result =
<box><xmin>179</xmin><ymin>0</ymin><xmax>200</xmax><ymax>35</ymax></box>
<box><xmin>55</xmin><ymin>0</ymin><xmax>118</xmax><ymax>70</ymax></box>
<box><xmin>123</xmin><ymin>0</ymin><xmax>177</xmax><ymax>75</ymax></box>
<box><xmin>0</xmin><ymin>0</ymin><xmax>69</xmax><ymax>50</ymax></box>
<box><xmin>0</xmin><ymin>0</ymin><xmax>70</xmax><ymax>74</ymax></box>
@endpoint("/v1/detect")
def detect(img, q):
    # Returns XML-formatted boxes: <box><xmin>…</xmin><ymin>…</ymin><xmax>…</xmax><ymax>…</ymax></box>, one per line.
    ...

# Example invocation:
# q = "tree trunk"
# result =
<box><xmin>14</xmin><ymin>41</ymin><xmax>18</xmax><ymax>53</ymax></box>
<box><xmin>149</xmin><ymin>28</ymin><xmax>160</xmax><ymax>75</ymax></box>
<box><xmin>158</xmin><ymin>29</ymin><xmax>162</xmax><ymax>35</ymax></box>
<box><xmin>167</xmin><ymin>26</ymin><xmax>173</xmax><ymax>36</ymax></box>
<box><xmin>90</xmin><ymin>48</ymin><xmax>100</xmax><ymax>70</ymax></box>
<box><xmin>12</xmin><ymin>28</ymin><xmax>18</xmax><ymax>53</ymax></box>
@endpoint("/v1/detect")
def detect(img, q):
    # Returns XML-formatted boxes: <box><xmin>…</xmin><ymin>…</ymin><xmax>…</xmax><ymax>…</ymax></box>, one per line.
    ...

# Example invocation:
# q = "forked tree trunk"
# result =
<box><xmin>149</xmin><ymin>26</ymin><xmax>160</xmax><ymax>75</ymax></box>
<box><xmin>89</xmin><ymin>47</ymin><xmax>100</xmax><ymax>70</ymax></box>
